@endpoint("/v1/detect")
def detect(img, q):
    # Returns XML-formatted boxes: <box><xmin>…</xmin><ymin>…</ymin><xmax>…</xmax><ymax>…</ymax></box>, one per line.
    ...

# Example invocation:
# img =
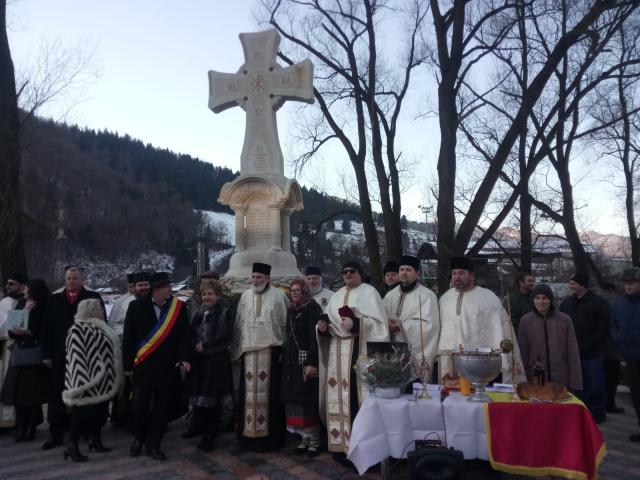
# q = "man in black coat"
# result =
<box><xmin>560</xmin><ymin>272</ymin><xmax>610</xmax><ymax>423</ymax></box>
<box><xmin>41</xmin><ymin>266</ymin><xmax>105</xmax><ymax>449</ymax></box>
<box><xmin>123</xmin><ymin>272</ymin><xmax>191</xmax><ymax>461</ymax></box>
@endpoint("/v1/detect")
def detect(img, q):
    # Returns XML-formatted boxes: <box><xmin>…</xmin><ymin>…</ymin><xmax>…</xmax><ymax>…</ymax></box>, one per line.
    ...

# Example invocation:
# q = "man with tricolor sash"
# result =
<box><xmin>123</xmin><ymin>272</ymin><xmax>191</xmax><ymax>461</ymax></box>
<box><xmin>232</xmin><ymin>262</ymin><xmax>288</xmax><ymax>452</ymax></box>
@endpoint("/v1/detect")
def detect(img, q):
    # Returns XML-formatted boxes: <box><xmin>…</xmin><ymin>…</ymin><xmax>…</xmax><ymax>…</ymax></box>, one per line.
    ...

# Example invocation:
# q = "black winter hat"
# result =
<box><xmin>570</xmin><ymin>272</ymin><xmax>589</xmax><ymax>288</ymax></box>
<box><xmin>383</xmin><ymin>261</ymin><xmax>399</xmax><ymax>274</ymax></box>
<box><xmin>252</xmin><ymin>263</ymin><xmax>271</xmax><ymax>275</ymax></box>
<box><xmin>399</xmin><ymin>255</ymin><xmax>420</xmax><ymax>271</ymax></box>
<box><xmin>531</xmin><ymin>284</ymin><xmax>554</xmax><ymax>301</ymax></box>
<box><xmin>305</xmin><ymin>266</ymin><xmax>322</xmax><ymax>276</ymax></box>
<box><xmin>450</xmin><ymin>257</ymin><xmax>474</xmax><ymax>272</ymax></box>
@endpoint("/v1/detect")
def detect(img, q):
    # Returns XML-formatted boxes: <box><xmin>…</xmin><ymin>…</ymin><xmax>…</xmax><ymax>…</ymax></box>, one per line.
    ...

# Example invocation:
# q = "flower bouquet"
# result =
<box><xmin>357</xmin><ymin>342</ymin><xmax>415</xmax><ymax>398</ymax></box>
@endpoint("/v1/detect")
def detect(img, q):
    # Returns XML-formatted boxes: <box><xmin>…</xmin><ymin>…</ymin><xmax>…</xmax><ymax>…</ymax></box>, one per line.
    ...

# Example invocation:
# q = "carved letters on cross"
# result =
<box><xmin>208</xmin><ymin>30</ymin><xmax>314</xmax><ymax>177</ymax></box>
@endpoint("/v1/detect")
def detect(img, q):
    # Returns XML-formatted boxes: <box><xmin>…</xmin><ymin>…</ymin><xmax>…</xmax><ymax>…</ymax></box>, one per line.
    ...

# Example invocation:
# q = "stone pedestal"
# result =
<box><xmin>208</xmin><ymin>29</ymin><xmax>314</xmax><ymax>291</ymax></box>
<box><xmin>218</xmin><ymin>174</ymin><xmax>303</xmax><ymax>290</ymax></box>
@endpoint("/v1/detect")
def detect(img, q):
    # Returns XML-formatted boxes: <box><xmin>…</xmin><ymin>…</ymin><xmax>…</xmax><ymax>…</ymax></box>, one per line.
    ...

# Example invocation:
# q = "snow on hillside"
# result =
<box><xmin>209</xmin><ymin>247</ymin><xmax>234</xmax><ymax>270</ymax></box>
<box><xmin>59</xmin><ymin>251</ymin><xmax>174</xmax><ymax>289</ymax></box>
<box><xmin>200</xmin><ymin>210</ymin><xmax>235</xmax><ymax>245</ymax></box>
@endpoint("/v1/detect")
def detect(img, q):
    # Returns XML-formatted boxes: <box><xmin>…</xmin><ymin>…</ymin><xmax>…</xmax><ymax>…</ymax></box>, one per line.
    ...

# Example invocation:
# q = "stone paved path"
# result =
<box><xmin>0</xmin><ymin>390</ymin><xmax>637</xmax><ymax>479</ymax></box>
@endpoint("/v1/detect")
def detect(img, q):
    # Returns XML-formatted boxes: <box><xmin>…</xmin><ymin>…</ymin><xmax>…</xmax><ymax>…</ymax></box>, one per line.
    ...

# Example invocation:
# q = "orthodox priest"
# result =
<box><xmin>304</xmin><ymin>266</ymin><xmax>334</xmax><ymax>312</ymax></box>
<box><xmin>437</xmin><ymin>257</ymin><xmax>524</xmax><ymax>385</ymax></box>
<box><xmin>383</xmin><ymin>255</ymin><xmax>440</xmax><ymax>379</ymax></box>
<box><xmin>232</xmin><ymin>263</ymin><xmax>288</xmax><ymax>452</ymax></box>
<box><xmin>318</xmin><ymin>260</ymin><xmax>388</xmax><ymax>460</ymax></box>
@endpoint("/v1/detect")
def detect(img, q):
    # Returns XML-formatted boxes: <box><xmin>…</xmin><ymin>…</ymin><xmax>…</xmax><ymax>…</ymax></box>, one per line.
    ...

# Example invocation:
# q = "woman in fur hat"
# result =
<box><xmin>62</xmin><ymin>299</ymin><xmax>122</xmax><ymax>462</ymax></box>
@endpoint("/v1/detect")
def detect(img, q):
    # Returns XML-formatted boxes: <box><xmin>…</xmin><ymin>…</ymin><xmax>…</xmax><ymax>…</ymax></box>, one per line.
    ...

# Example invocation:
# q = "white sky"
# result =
<box><xmin>6</xmin><ymin>0</ymin><xmax>628</xmax><ymax>236</ymax></box>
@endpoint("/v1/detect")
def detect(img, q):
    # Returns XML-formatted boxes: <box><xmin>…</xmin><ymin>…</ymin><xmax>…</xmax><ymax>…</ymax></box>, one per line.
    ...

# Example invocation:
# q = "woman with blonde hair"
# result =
<box><xmin>62</xmin><ymin>299</ymin><xmax>122</xmax><ymax>462</ymax></box>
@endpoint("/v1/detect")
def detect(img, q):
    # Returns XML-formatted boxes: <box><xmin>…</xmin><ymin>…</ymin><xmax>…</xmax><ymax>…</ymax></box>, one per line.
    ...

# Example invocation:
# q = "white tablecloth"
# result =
<box><xmin>347</xmin><ymin>390</ymin><xmax>488</xmax><ymax>475</ymax></box>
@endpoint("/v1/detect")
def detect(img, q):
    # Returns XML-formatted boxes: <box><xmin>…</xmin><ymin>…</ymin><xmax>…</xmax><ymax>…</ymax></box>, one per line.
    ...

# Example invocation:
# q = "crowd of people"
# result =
<box><xmin>0</xmin><ymin>256</ymin><xmax>638</xmax><ymax>467</ymax></box>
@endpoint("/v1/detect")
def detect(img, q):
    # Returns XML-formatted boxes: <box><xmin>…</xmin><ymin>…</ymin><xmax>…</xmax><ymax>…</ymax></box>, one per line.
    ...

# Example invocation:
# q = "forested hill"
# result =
<box><xmin>20</xmin><ymin>117</ymin><xmax>359</xmax><ymax>278</ymax></box>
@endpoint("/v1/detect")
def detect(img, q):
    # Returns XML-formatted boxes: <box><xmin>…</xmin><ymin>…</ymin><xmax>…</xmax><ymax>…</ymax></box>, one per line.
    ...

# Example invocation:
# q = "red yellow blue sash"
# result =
<box><xmin>134</xmin><ymin>297</ymin><xmax>182</xmax><ymax>366</ymax></box>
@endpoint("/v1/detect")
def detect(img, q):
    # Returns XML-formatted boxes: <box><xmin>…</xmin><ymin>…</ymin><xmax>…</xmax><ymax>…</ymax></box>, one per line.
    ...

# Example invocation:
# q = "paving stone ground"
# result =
<box><xmin>0</xmin><ymin>390</ymin><xmax>637</xmax><ymax>479</ymax></box>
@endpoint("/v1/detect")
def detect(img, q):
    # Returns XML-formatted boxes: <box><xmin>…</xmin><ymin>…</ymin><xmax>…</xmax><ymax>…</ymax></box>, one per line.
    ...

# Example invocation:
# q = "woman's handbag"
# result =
<box><xmin>10</xmin><ymin>343</ymin><xmax>42</xmax><ymax>367</ymax></box>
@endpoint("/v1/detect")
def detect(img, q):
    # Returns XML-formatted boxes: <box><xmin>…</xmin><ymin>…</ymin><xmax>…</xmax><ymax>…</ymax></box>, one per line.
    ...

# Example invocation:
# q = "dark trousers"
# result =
<box><xmin>577</xmin><ymin>356</ymin><xmax>607</xmax><ymax>420</ymax></box>
<box><xmin>626</xmin><ymin>359</ymin><xmax>640</xmax><ymax>429</ymax></box>
<box><xmin>69</xmin><ymin>402</ymin><xmax>108</xmax><ymax>443</ymax></box>
<box><xmin>194</xmin><ymin>406</ymin><xmax>221</xmax><ymax>438</ymax></box>
<box><xmin>47</xmin><ymin>373</ymin><xmax>70</xmax><ymax>438</ymax></box>
<box><xmin>131</xmin><ymin>386</ymin><xmax>171</xmax><ymax>447</ymax></box>
<box><xmin>14</xmin><ymin>405</ymin><xmax>42</xmax><ymax>434</ymax></box>
<box><xmin>604</xmin><ymin>358</ymin><xmax>622</xmax><ymax>408</ymax></box>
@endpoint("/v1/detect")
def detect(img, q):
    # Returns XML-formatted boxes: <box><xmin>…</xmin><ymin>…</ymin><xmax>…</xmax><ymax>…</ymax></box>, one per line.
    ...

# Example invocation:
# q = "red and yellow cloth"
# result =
<box><xmin>485</xmin><ymin>392</ymin><xmax>606</xmax><ymax>480</ymax></box>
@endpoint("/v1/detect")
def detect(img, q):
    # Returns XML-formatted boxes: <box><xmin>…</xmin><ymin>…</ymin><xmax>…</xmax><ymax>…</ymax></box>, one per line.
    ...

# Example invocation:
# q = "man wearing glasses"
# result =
<box><xmin>0</xmin><ymin>273</ymin><xmax>27</xmax><ymax>429</ymax></box>
<box><xmin>318</xmin><ymin>261</ymin><xmax>388</xmax><ymax>465</ymax></box>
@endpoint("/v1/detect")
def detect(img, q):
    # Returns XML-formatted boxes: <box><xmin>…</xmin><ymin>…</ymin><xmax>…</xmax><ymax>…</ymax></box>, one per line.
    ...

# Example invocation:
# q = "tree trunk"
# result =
<box><xmin>352</xmin><ymin>159</ymin><xmax>383</xmax><ymax>290</ymax></box>
<box><xmin>0</xmin><ymin>0</ymin><xmax>27</xmax><ymax>280</ymax></box>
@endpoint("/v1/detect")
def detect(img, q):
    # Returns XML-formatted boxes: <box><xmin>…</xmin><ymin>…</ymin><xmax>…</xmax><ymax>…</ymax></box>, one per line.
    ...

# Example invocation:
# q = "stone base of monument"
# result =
<box><xmin>222</xmin><ymin>249</ymin><xmax>302</xmax><ymax>293</ymax></box>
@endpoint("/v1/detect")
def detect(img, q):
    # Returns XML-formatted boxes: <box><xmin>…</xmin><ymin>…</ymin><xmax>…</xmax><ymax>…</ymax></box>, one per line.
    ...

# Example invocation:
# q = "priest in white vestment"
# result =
<box><xmin>304</xmin><ymin>266</ymin><xmax>334</xmax><ymax>312</ymax></box>
<box><xmin>318</xmin><ymin>261</ymin><xmax>388</xmax><ymax>459</ymax></box>
<box><xmin>437</xmin><ymin>257</ymin><xmax>524</xmax><ymax>385</ymax></box>
<box><xmin>383</xmin><ymin>255</ymin><xmax>440</xmax><ymax>380</ymax></box>
<box><xmin>232</xmin><ymin>262</ymin><xmax>288</xmax><ymax>452</ymax></box>
<box><xmin>108</xmin><ymin>273</ymin><xmax>135</xmax><ymax>337</ymax></box>
<box><xmin>0</xmin><ymin>273</ymin><xmax>27</xmax><ymax>428</ymax></box>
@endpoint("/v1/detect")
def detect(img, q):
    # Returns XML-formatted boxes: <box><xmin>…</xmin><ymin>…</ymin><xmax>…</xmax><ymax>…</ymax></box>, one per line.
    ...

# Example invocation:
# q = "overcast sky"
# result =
<box><xmin>6</xmin><ymin>0</ymin><xmax>627</xmax><ymax>236</ymax></box>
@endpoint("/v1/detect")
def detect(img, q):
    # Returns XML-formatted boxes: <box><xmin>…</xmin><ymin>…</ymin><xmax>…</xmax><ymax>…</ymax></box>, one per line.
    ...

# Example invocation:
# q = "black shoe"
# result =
<box><xmin>144</xmin><ymin>443</ymin><xmax>167</xmax><ymax>461</ymax></box>
<box><xmin>293</xmin><ymin>444</ymin><xmax>308</xmax><ymax>455</ymax></box>
<box><xmin>181</xmin><ymin>427</ymin><xmax>201</xmax><ymax>439</ymax></box>
<box><xmin>14</xmin><ymin>430</ymin><xmax>25</xmax><ymax>443</ymax></box>
<box><xmin>306</xmin><ymin>446</ymin><xmax>321</xmax><ymax>457</ymax></box>
<box><xmin>630</xmin><ymin>433</ymin><xmax>640</xmax><ymax>442</ymax></box>
<box><xmin>88</xmin><ymin>434</ymin><xmax>111</xmax><ymax>453</ymax></box>
<box><xmin>129</xmin><ymin>439</ymin><xmax>143</xmax><ymax>457</ymax></box>
<box><xmin>196</xmin><ymin>435</ymin><xmax>215</xmax><ymax>452</ymax></box>
<box><xmin>606</xmin><ymin>406</ymin><xmax>625</xmax><ymax>414</ymax></box>
<box><xmin>42</xmin><ymin>436</ymin><xmax>63</xmax><ymax>450</ymax></box>
<box><xmin>63</xmin><ymin>443</ymin><xmax>88</xmax><ymax>462</ymax></box>
<box><xmin>25</xmin><ymin>425</ymin><xmax>36</xmax><ymax>442</ymax></box>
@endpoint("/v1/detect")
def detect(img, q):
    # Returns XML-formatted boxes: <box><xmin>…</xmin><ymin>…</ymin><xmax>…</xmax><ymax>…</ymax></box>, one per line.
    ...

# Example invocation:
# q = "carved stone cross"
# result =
<box><xmin>208</xmin><ymin>30</ymin><xmax>314</xmax><ymax>176</ymax></box>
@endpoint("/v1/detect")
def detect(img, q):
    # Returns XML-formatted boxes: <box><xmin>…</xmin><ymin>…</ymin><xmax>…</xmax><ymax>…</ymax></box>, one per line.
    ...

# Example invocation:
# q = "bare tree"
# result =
<box><xmin>0</xmin><ymin>0</ymin><xmax>27</xmax><ymax>280</ymax></box>
<box><xmin>262</xmin><ymin>0</ymin><xmax>427</xmax><ymax>288</ymax></box>
<box><xmin>589</xmin><ymin>13</ymin><xmax>640</xmax><ymax>266</ymax></box>
<box><xmin>430</xmin><ymin>0</ymin><xmax>637</xmax><ymax>292</ymax></box>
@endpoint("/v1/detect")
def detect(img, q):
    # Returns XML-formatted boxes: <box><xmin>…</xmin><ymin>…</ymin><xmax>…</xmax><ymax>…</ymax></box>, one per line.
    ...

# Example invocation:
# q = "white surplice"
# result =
<box><xmin>319</xmin><ymin>282</ymin><xmax>389</xmax><ymax>453</ymax></box>
<box><xmin>437</xmin><ymin>286</ymin><xmax>524</xmax><ymax>384</ymax></box>
<box><xmin>232</xmin><ymin>285</ymin><xmax>288</xmax><ymax>438</ymax></box>
<box><xmin>383</xmin><ymin>283</ymin><xmax>440</xmax><ymax>375</ymax></box>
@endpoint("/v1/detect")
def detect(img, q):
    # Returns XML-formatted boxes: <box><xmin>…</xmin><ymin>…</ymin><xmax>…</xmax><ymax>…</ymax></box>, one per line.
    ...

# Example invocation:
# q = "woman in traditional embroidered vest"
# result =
<box><xmin>186</xmin><ymin>279</ymin><xmax>234</xmax><ymax>452</ymax></box>
<box><xmin>281</xmin><ymin>279</ymin><xmax>323</xmax><ymax>456</ymax></box>
<box><xmin>62</xmin><ymin>299</ymin><xmax>122</xmax><ymax>462</ymax></box>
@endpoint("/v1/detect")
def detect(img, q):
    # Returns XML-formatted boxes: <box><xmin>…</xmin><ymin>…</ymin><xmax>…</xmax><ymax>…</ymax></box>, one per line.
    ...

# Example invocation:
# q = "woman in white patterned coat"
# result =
<box><xmin>62</xmin><ymin>299</ymin><xmax>122</xmax><ymax>462</ymax></box>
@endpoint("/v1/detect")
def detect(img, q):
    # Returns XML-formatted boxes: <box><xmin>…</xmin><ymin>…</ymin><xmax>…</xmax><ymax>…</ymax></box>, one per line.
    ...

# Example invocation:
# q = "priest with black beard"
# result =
<box><xmin>232</xmin><ymin>263</ymin><xmax>288</xmax><ymax>452</ymax></box>
<box><xmin>383</xmin><ymin>255</ymin><xmax>440</xmax><ymax>376</ymax></box>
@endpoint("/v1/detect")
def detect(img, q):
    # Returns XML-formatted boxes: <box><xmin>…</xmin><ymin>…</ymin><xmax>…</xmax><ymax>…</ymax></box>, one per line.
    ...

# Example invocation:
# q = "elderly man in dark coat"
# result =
<box><xmin>41</xmin><ymin>267</ymin><xmax>104</xmax><ymax>450</ymax></box>
<box><xmin>122</xmin><ymin>272</ymin><xmax>191</xmax><ymax>461</ymax></box>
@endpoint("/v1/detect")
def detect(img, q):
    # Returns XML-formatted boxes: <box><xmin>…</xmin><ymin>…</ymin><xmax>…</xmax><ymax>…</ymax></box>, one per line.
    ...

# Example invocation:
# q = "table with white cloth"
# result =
<box><xmin>348</xmin><ymin>389</ymin><xmax>487</xmax><ymax>475</ymax></box>
<box><xmin>347</xmin><ymin>387</ymin><xmax>606</xmax><ymax>480</ymax></box>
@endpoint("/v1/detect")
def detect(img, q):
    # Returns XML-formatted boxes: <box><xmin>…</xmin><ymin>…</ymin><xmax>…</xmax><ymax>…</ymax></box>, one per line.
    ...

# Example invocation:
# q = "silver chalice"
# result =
<box><xmin>453</xmin><ymin>349</ymin><xmax>502</xmax><ymax>402</ymax></box>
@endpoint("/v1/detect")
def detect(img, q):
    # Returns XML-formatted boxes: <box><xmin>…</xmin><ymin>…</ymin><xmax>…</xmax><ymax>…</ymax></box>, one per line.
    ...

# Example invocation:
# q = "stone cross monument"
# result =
<box><xmin>208</xmin><ymin>29</ymin><xmax>314</xmax><ymax>290</ymax></box>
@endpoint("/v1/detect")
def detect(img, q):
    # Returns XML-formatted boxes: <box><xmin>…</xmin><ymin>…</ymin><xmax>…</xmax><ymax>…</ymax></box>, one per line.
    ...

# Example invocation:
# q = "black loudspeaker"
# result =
<box><xmin>407</xmin><ymin>446</ymin><xmax>465</xmax><ymax>480</ymax></box>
